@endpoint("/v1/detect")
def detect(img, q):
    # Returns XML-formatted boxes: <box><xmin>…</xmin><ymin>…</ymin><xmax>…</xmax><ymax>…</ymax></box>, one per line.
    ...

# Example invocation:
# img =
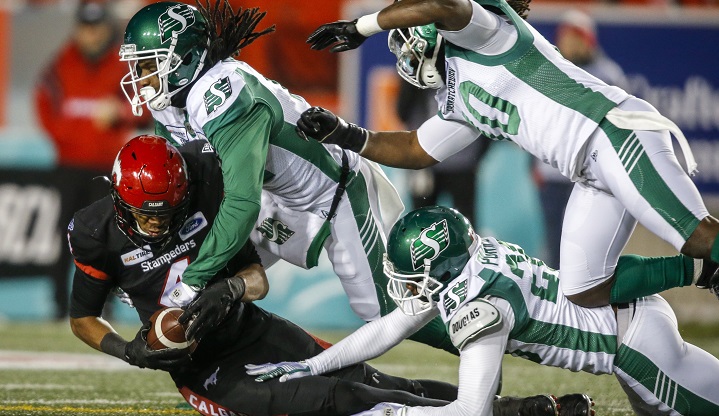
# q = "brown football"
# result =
<box><xmin>146</xmin><ymin>307</ymin><xmax>197</xmax><ymax>352</ymax></box>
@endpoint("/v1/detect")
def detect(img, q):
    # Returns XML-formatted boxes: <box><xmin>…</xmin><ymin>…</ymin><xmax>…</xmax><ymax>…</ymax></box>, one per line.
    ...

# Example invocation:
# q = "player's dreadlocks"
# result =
<box><xmin>507</xmin><ymin>0</ymin><xmax>531</xmax><ymax>19</ymax></box>
<box><xmin>195</xmin><ymin>0</ymin><xmax>276</xmax><ymax>67</ymax></box>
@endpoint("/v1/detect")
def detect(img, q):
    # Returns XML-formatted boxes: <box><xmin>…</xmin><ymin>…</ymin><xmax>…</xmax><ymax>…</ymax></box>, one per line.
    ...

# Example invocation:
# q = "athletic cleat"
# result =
<box><xmin>556</xmin><ymin>393</ymin><xmax>595</xmax><ymax>416</ymax></box>
<box><xmin>493</xmin><ymin>394</ymin><xmax>558</xmax><ymax>416</ymax></box>
<box><xmin>694</xmin><ymin>259</ymin><xmax>719</xmax><ymax>299</ymax></box>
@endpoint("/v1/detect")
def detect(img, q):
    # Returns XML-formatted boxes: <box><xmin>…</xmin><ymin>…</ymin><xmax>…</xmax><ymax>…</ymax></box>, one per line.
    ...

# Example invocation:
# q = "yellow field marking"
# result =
<box><xmin>0</xmin><ymin>404</ymin><xmax>197</xmax><ymax>414</ymax></box>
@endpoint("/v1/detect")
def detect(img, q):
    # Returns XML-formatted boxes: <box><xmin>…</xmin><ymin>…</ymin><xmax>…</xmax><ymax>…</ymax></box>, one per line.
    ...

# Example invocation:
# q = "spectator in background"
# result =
<box><xmin>33</xmin><ymin>0</ymin><xmax>150</xmax><ymax>319</ymax></box>
<box><xmin>396</xmin><ymin>82</ymin><xmax>490</xmax><ymax>225</ymax></box>
<box><xmin>533</xmin><ymin>9</ymin><xmax>628</xmax><ymax>269</ymax></box>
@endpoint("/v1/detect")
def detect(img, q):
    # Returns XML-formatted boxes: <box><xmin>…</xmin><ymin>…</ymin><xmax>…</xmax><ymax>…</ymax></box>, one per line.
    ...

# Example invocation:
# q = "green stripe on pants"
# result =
<box><xmin>599</xmin><ymin>119</ymin><xmax>699</xmax><ymax>240</ymax></box>
<box><xmin>616</xmin><ymin>344</ymin><xmax>719</xmax><ymax>414</ymax></box>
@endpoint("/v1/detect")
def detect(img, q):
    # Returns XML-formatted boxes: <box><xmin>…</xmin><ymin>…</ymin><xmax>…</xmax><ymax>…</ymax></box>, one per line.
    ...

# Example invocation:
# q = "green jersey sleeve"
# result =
<box><xmin>180</xmin><ymin>104</ymin><xmax>271</xmax><ymax>288</ymax></box>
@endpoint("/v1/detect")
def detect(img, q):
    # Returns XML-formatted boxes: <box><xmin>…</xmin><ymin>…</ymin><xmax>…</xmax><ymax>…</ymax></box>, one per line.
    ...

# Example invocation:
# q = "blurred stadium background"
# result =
<box><xmin>0</xmin><ymin>0</ymin><xmax>718</xmax><ymax>413</ymax></box>
<box><xmin>1</xmin><ymin>0</ymin><xmax>716</xmax><ymax>328</ymax></box>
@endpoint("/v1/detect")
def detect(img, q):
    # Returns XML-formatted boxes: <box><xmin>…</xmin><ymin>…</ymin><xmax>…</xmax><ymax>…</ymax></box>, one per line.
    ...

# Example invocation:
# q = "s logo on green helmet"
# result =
<box><xmin>159</xmin><ymin>4</ymin><xmax>197</xmax><ymax>44</ymax></box>
<box><xmin>410</xmin><ymin>219</ymin><xmax>450</xmax><ymax>270</ymax></box>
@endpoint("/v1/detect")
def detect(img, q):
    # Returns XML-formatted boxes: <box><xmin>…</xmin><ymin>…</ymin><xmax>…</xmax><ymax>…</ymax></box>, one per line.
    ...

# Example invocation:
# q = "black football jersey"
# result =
<box><xmin>68</xmin><ymin>140</ymin><xmax>265</xmax><ymax>350</ymax></box>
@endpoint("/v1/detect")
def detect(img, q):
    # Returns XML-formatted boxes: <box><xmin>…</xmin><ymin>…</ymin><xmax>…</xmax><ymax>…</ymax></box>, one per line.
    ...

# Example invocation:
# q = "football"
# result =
<box><xmin>146</xmin><ymin>307</ymin><xmax>197</xmax><ymax>352</ymax></box>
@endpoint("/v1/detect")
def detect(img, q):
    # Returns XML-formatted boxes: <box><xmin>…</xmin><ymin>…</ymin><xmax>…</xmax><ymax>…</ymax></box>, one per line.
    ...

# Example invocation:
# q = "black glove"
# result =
<box><xmin>307</xmin><ymin>20</ymin><xmax>367</xmax><ymax>52</ymax></box>
<box><xmin>124</xmin><ymin>321</ymin><xmax>191</xmax><ymax>371</ymax></box>
<box><xmin>296</xmin><ymin>107</ymin><xmax>368</xmax><ymax>153</ymax></box>
<box><xmin>179</xmin><ymin>276</ymin><xmax>246</xmax><ymax>341</ymax></box>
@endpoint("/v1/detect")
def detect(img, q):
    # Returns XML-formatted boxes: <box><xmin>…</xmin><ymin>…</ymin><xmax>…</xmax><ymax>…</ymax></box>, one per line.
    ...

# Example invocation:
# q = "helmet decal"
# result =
<box><xmin>410</xmin><ymin>219</ymin><xmax>450</xmax><ymax>270</ymax></box>
<box><xmin>203</xmin><ymin>77</ymin><xmax>232</xmax><ymax>114</ymax></box>
<box><xmin>159</xmin><ymin>4</ymin><xmax>197</xmax><ymax>44</ymax></box>
<box><xmin>112</xmin><ymin>157</ymin><xmax>122</xmax><ymax>186</ymax></box>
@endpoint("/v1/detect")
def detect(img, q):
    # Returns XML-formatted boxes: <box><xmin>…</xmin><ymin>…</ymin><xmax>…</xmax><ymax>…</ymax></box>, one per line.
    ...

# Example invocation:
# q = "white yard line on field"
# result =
<box><xmin>0</xmin><ymin>350</ymin><xmax>138</xmax><ymax>370</ymax></box>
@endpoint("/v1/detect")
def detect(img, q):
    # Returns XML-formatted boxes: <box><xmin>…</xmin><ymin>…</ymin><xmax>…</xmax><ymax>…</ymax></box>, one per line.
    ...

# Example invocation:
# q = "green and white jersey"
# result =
<box><xmin>153</xmin><ymin>58</ymin><xmax>360</xmax><ymax>212</ymax></box>
<box><xmin>150</xmin><ymin>58</ymin><xmax>362</xmax><ymax>287</ymax></box>
<box><xmin>436</xmin><ymin>0</ymin><xmax>630</xmax><ymax>179</ymax></box>
<box><xmin>437</xmin><ymin>236</ymin><xmax>618</xmax><ymax>374</ymax></box>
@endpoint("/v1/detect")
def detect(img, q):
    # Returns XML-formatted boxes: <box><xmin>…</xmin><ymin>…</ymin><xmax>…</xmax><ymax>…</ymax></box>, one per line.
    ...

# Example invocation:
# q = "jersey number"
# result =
<box><xmin>501</xmin><ymin>242</ymin><xmax>559</xmax><ymax>304</ymax></box>
<box><xmin>459</xmin><ymin>80</ymin><xmax>521</xmax><ymax>140</ymax></box>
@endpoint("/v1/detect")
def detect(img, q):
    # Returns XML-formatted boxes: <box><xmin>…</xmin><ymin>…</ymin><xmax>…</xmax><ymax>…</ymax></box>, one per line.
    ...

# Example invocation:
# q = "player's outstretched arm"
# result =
<box><xmin>246</xmin><ymin>307</ymin><xmax>435</xmax><ymax>382</ymax></box>
<box><xmin>306</xmin><ymin>0</ymin><xmax>472</xmax><ymax>52</ymax></box>
<box><xmin>296</xmin><ymin>107</ymin><xmax>438</xmax><ymax>169</ymax></box>
<box><xmin>71</xmin><ymin>316</ymin><xmax>191</xmax><ymax>371</ymax></box>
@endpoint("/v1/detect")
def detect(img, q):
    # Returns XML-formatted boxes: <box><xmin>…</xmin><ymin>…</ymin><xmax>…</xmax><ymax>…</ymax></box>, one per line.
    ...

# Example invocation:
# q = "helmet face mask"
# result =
<box><xmin>111</xmin><ymin>135</ymin><xmax>190</xmax><ymax>249</ymax></box>
<box><xmin>388</xmin><ymin>24</ymin><xmax>444</xmax><ymax>89</ymax></box>
<box><xmin>384</xmin><ymin>255</ymin><xmax>444</xmax><ymax>315</ymax></box>
<box><xmin>120</xmin><ymin>2</ymin><xmax>209</xmax><ymax>115</ymax></box>
<box><xmin>384</xmin><ymin>206</ymin><xmax>477</xmax><ymax>315</ymax></box>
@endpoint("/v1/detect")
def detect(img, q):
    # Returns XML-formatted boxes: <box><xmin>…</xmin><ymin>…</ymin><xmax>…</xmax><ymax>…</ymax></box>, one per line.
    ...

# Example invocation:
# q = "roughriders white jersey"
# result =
<box><xmin>435</xmin><ymin>0</ymin><xmax>630</xmax><ymax>180</ymax></box>
<box><xmin>152</xmin><ymin>58</ymin><xmax>361</xmax><ymax>214</ymax></box>
<box><xmin>438</xmin><ymin>236</ymin><xmax>618</xmax><ymax>374</ymax></box>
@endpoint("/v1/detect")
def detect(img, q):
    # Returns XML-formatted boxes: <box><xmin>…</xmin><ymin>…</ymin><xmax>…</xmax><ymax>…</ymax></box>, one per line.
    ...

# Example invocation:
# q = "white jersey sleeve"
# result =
<box><xmin>406</xmin><ymin>297</ymin><xmax>513</xmax><ymax>416</ymax></box>
<box><xmin>306</xmin><ymin>306</ymin><xmax>436</xmax><ymax>375</ymax></box>
<box><xmin>439</xmin><ymin>1</ymin><xmax>515</xmax><ymax>55</ymax></box>
<box><xmin>417</xmin><ymin>115</ymin><xmax>482</xmax><ymax>162</ymax></box>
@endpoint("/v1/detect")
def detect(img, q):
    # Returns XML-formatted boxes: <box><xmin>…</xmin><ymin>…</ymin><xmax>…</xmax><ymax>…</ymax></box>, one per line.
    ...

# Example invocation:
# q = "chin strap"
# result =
<box><xmin>141</xmin><ymin>86</ymin><xmax>171</xmax><ymax>112</ymax></box>
<box><xmin>131</xmin><ymin>94</ymin><xmax>144</xmax><ymax>116</ymax></box>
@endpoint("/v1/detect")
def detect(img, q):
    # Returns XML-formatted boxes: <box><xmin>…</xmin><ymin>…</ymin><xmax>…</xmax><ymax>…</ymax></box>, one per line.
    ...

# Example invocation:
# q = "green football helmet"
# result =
<box><xmin>120</xmin><ymin>2</ymin><xmax>209</xmax><ymax>115</ymax></box>
<box><xmin>388</xmin><ymin>24</ymin><xmax>444</xmax><ymax>89</ymax></box>
<box><xmin>384</xmin><ymin>206</ymin><xmax>477</xmax><ymax>315</ymax></box>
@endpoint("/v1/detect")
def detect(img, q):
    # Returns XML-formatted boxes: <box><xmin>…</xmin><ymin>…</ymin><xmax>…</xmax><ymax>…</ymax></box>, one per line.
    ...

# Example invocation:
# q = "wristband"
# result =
<box><xmin>356</xmin><ymin>12</ymin><xmax>382</xmax><ymax>37</ymax></box>
<box><xmin>100</xmin><ymin>332</ymin><xmax>129</xmax><ymax>361</ymax></box>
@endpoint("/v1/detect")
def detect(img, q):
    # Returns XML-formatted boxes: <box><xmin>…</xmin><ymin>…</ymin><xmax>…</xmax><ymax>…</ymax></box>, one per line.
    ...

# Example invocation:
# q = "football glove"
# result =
<box><xmin>169</xmin><ymin>280</ymin><xmax>200</xmax><ymax>308</ymax></box>
<box><xmin>179</xmin><ymin>276</ymin><xmax>246</xmax><ymax>341</ymax></box>
<box><xmin>353</xmin><ymin>402</ymin><xmax>408</xmax><ymax>416</ymax></box>
<box><xmin>296</xmin><ymin>107</ymin><xmax>368</xmax><ymax>153</ymax></box>
<box><xmin>124</xmin><ymin>321</ymin><xmax>191</xmax><ymax>371</ymax></box>
<box><xmin>307</xmin><ymin>20</ymin><xmax>367</xmax><ymax>52</ymax></box>
<box><xmin>245</xmin><ymin>361</ymin><xmax>313</xmax><ymax>382</ymax></box>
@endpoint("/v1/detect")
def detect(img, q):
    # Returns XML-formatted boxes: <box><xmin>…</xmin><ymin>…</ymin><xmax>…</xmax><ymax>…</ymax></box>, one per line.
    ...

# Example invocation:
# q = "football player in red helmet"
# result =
<box><xmin>110</xmin><ymin>135</ymin><xmax>190</xmax><ymax>249</ymax></box>
<box><xmin>70</xmin><ymin>136</ymin><xmax>590</xmax><ymax>416</ymax></box>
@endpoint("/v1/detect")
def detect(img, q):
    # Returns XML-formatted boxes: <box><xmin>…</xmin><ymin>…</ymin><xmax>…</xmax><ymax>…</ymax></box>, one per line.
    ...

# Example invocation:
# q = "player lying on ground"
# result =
<box><xmin>295</xmin><ymin>0</ymin><xmax>719</xmax><ymax>309</ymax></box>
<box><xmin>248</xmin><ymin>206</ymin><xmax>719</xmax><ymax>415</ymax></box>
<box><xmin>67</xmin><ymin>136</ymin><xmax>582</xmax><ymax>416</ymax></box>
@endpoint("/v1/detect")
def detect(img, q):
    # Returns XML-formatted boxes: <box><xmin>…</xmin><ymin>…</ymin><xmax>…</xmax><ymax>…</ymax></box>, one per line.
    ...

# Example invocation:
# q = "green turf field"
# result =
<box><xmin>0</xmin><ymin>320</ymin><xmax>717</xmax><ymax>415</ymax></box>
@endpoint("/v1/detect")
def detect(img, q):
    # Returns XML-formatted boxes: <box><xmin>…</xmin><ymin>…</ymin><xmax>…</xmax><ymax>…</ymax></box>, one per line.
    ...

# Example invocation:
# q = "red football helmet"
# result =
<box><xmin>111</xmin><ymin>135</ymin><xmax>190</xmax><ymax>247</ymax></box>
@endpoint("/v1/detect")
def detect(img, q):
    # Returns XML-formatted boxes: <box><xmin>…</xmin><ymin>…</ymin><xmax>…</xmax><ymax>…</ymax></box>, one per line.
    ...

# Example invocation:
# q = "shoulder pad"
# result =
<box><xmin>447</xmin><ymin>298</ymin><xmax>501</xmax><ymax>350</ymax></box>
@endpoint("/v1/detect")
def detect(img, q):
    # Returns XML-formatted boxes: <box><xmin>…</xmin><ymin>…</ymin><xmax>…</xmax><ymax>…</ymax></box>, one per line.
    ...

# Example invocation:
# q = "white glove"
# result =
<box><xmin>168</xmin><ymin>280</ymin><xmax>200</xmax><ymax>307</ymax></box>
<box><xmin>352</xmin><ymin>402</ymin><xmax>408</xmax><ymax>416</ymax></box>
<box><xmin>245</xmin><ymin>361</ymin><xmax>313</xmax><ymax>382</ymax></box>
<box><xmin>113</xmin><ymin>287</ymin><xmax>134</xmax><ymax>308</ymax></box>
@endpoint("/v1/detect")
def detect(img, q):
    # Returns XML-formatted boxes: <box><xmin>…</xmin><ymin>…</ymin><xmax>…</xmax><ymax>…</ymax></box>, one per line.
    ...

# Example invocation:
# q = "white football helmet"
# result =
<box><xmin>388</xmin><ymin>24</ymin><xmax>444</xmax><ymax>89</ymax></box>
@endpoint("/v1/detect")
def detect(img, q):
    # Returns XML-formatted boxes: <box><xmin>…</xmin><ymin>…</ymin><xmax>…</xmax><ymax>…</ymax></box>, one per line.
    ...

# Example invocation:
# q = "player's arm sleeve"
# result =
<box><xmin>180</xmin><ymin>104</ymin><xmax>270</xmax><ymax>288</ymax></box>
<box><xmin>439</xmin><ymin>2</ymin><xmax>502</xmax><ymax>51</ymax></box>
<box><xmin>306</xmin><ymin>306</ymin><xmax>436</xmax><ymax>375</ymax></box>
<box><xmin>405</xmin><ymin>297</ymin><xmax>513</xmax><ymax>416</ymax></box>
<box><xmin>416</xmin><ymin>115</ymin><xmax>482</xmax><ymax>163</ymax></box>
<box><xmin>67</xmin><ymin>220</ymin><xmax>115</xmax><ymax>319</ymax></box>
